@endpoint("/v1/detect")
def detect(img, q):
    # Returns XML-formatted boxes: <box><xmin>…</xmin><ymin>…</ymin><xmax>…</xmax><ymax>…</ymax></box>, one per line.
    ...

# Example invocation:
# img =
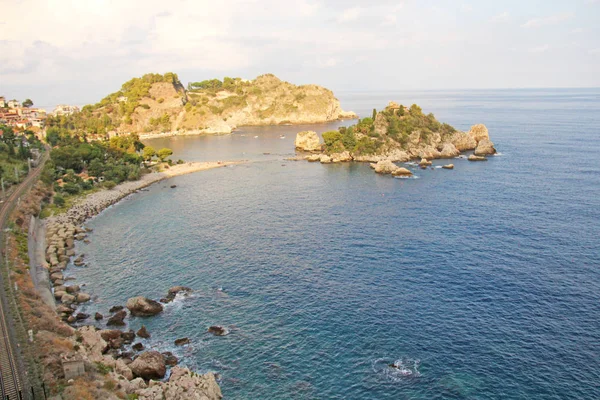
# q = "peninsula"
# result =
<box><xmin>48</xmin><ymin>73</ymin><xmax>357</xmax><ymax>139</ymax></box>
<box><xmin>294</xmin><ymin>101</ymin><xmax>496</xmax><ymax>175</ymax></box>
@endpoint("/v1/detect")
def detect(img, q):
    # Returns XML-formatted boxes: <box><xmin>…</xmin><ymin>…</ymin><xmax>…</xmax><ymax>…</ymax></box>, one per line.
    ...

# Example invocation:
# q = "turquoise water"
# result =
<box><xmin>71</xmin><ymin>89</ymin><xmax>600</xmax><ymax>399</ymax></box>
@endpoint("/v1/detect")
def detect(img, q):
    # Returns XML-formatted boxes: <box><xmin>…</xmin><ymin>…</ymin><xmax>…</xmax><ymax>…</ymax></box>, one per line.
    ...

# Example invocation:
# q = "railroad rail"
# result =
<box><xmin>0</xmin><ymin>149</ymin><xmax>49</xmax><ymax>400</ymax></box>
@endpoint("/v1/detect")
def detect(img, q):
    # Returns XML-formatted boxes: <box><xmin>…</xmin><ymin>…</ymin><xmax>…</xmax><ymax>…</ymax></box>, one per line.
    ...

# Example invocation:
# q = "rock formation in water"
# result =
<box><xmin>294</xmin><ymin>101</ymin><xmax>497</xmax><ymax>173</ymax></box>
<box><xmin>126</xmin><ymin>296</ymin><xmax>164</xmax><ymax>316</ymax></box>
<box><xmin>295</xmin><ymin>130</ymin><xmax>323</xmax><ymax>152</ymax></box>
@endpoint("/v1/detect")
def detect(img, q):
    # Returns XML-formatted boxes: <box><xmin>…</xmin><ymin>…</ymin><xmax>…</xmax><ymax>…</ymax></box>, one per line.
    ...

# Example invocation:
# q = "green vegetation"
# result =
<box><xmin>0</xmin><ymin>125</ymin><xmax>42</xmax><ymax>187</ymax></box>
<box><xmin>22</xmin><ymin>98</ymin><xmax>33</xmax><ymax>108</ymax></box>
<box><xmin>95</xmin><ymin>362</ymin><xmax>113</xmax><ymax>375</ymax></box>
<box><xmin>322</xmin><ymin>104</ymin><xmax>457</xmax><ymax>155</ymax></box>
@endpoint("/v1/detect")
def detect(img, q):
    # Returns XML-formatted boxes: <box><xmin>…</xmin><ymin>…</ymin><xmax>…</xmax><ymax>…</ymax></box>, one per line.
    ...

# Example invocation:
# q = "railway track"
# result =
<box><xmin>0</xmin><ymin>149</ymin><xmax>49</xmax><ymax>400</ymax></box>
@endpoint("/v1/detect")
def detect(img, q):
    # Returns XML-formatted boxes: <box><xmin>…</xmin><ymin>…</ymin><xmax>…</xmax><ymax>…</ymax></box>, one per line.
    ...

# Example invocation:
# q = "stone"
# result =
<box><xmin>391</xmin><ymin>167</ymin><xmax>412</xmax><ymax>176</ymax></box>
<box><xmin>208</xmin><ymin>326</ymin><xmax>229</xmax><ymax>336</ymax></box>
<box><xmin>61</xmin><ymin>293</ymin><xmax>75</xmax><ymax>304</ymax></box>
<box><xmin>295</xmin><ymin>131</ymin><xmax>322</xmax><ymax>152</ymax></box>
<box><xmin>162</xmin><ymin>352</ymin><xmax>179</xmax><ymax>367</ymax></box>
<box><xmin>132</xmin><ymin>342</ymin><xmax>145</xmax><ymax>352</ymax></box>
<box><xmin>419</xmin><ymin>158</ymin><xmax>432</xmax><ymax>168</ymax></box>
<box><xmin>137</xmin><ymin>325</ymin><xmax>151</xmax><ymax>339</ymax></box>
<box><xmin>100</xmin><ymin>329</ymin><xmax>122</xmax><ymax>341</ymax></box>
<box><xmin>107</xmin><ymin>310</ymin><xmax>127</xmax><ymax>326</ymax></box>
<box><xmin>94</xmin><ymin>312</ymin><xmax>103</xmax><ymax>320</ymax></box>
<box><xmin>439</xmin><ymin>142</ymin><xmax>460</xmax><ymax>158</ymax></box>
<box><xmin>468</xmin><ymin>124</ymin><xmax>489</xmax><ymax>143</ymax></box>
<box><xmin>50</xmin><ymin>272</ymin><xmax>64</xmax><ymax>282</ymax></box>
<box><xmin>468</xmin><ymin>155</ymin><xmax>487</xmax><ymax>162</ymax></box>
<box><xmin>109</xmin><ymin>305</ymin><xmax>124</xmax><ymax>313</ymax></box>
<box><xmin>319</xmin><ymin>154</ymin><xmax>332</xmax><ymax>163</ymax></box>
<box><xmin>65</xmin><ymin>285</ymin><xmax>80</xmax><ymax>294</ymax></box>
<box><xmin>373</xmin><ymin>160</ymin><xmax>400</xmax><ymax>175</ymax></box>
<box><xmin>54</xmin><ymin>290</ymin><xmax>67</xmax><ymax>300</ymax></box>
<box><xmin>122</xmin><ymin>330</ymin><xmax>136</xmax><ymax>344</ymax></box>
<box><xmin>474</xmin><ymin>139</ymin><xmax>496</xmax><ymax>156</ymax></box>
<box><xmin>163</xmin><ymin>286</ymin><xmax>193</xmax><ymax>303</ymax></box>
<box><xmin>129</xmin><ymin>351</ymin><xmax>166</xmax><ymax>380</ymax></box>
<box><xmin>450</xmin><ymin>130</ymin><xmax>477</xmax><ymax>151</ymax></box>
<box><xmin>174</xmin><ymin>337</ymin><xmax>190</xmax><ymax>346</ymax></box>
<box><xmin>76</xmin><ymin>313</ymin><xmax>90</xmax><ymax>321</ymax></box>
<box><xmin>76</xmin><ymin>293</ymin><xmax>91</xmax><ymax>303</ymax></box>
<box><xmin>442</xmin><ymin>164</ymin><xmax>454</xmax><ymax>170</ymax></box>
<box><xmin>305</xmin><ymin>154</ymin><xmax>321</xmax><ymax>162</ymax></box>
<box><xmin>330</xmin><ymin>151</ymin><xmax>352</xmax><ymax>162</ymax></box>
<box><xmin>126</xmin><ymin>296</ymin><xmax>164</xmax><ymax>317</ymax></box>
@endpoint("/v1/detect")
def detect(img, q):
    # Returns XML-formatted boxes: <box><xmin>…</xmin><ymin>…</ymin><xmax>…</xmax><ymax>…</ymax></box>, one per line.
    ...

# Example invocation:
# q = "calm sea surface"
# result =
<box><xmin>71</xmin><ymin>89</ymin><xmax>600</xmax><ymax>399</ymax></box>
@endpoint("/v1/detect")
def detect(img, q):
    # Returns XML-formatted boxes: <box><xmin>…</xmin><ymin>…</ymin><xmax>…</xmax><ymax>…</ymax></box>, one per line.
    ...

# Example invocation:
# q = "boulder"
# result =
<box><xmin>137</xmin><ymin>325</ymin><xmax>151</xmax><ymax>339</ymax></box>
<box><xmin>439</xmin><ymin>142</ymin><xmax>460</xmax><ymax>158</ymax></box>
<box><xmin>208</xmin><ymin>326</ymin><xmax>229</xmax><ymax>336</ymax></box>
<box><xmin>107</xmin><ymin>310</ymin><xmax>127</xmax><ymax>326</ymax></box>
<box><xmin>319</xmin><ymin>154</ymin><xmax>332</xmax><ymax>164</ymax></box>
<box><xmin>54</xmin><ymin>290</ymin><xmax>67</xmax><ymax>300</ymax></box>
<box><xmin>305</xmin><ymin>154</ymin><xmax>321</xmax><ymax>162</ymax></box>
<box><xmin>76</xmin><ymin>313</ymin><xmax>90</xmax><ymax>321</ymax></box>
<box><xmin>449</xmin><ymin>130</ymin><xmax>477</xmax><ymax>151</ymax></box>
<box><xmin>295</xmin><ymin>131</ymin><xmax>322</xmax><ymax>152</ymax></box>
<box><xmin>76</xmin><ymin>292</ymin><xmax>91</xmax><ymax>303</ymax></box>
<box><xmin>162</xmin><ymin>352</ymin><xmax>179</xmax><ymax>367</ymax></box>
<box><xmin>468</xmin><ymin>124</ymin><xmax>489</xmax><ymax>143</ymax></box>
<box><xmin>468</xmin><ymin>155</ymin><xmax>487</xmax><ymax>162</ymax></box>
<box><xmin>373</xmin><ymin>160</ymin><xmax>400</xmax><ymax>175</ymax></box>
<box><xmin>122</xmin><ymin>330</ymin><xmax>136</xmax><ymax>344</ymax></box>
<box><xmin>100</xmin><ymin>329</ymin><xmax>122</xmax><ymax>341</ymax></box>
<box><xmin>474</xmin><ymin>139</ymin><xmax>496</xmax><ymax>156</ymax></box>
<box><xmin>163</xmin><ymin>286</ymin><xmax>193</xmax><ymax>303</ymax></box>
<box><xmin>442</xmin><ymin>164</ymin><xmax>454</xmax><ymax>170</ymax></box>
<box><xmin>50</xmin><ymin>272</ymin><xmax>63</xmax><ymax>282</ymax></box>
<box><xmin>330</xmin><ymin>151</ymin><xmax>352</xmax><ymax>162</ymax></box>
<box><xmin>126</xmin><ymin>297</ymin><xmax>164</xmax><ymax>317</ymax></box>
<box><xmin>174</xmin><ymin>337</ymin><xmax>190</xmax><ymax>346</ymax></box>
<box><xmin>391</xmin><ymin>167</ymin><xmax>412</xmax><ymax>176</ymax></box>
<box><xmin>94</xmin><ymin>312</ymin><xmax>103</xmax><ymax>320</ymax></box>
<box><xmin>61</xmin><ymin>293</ymin><xmax>75</xmax><ymax>304</ymax></box>
<box><xmin>109</xmin><ymin>305</ymin><xmax>124</xmax><ymax>313</ymax></box>
<box><xmin>129</xmin><ymin>351</ymin><xmax>166</xmax><ymax>380</ymax></box>
<box><xmin>132</xmin><ymin>342</ymin><xmax>145</xmax><ymax>352</ymax></box>
<box><xmin>419</xmin><ymin>158</ymin><xmax>432</xmax><ymax>168</ymax></box>
<box><xmin>65</xmin><ymin>285</ymin><xmax>80</xmax><ymax>294</ymax></box>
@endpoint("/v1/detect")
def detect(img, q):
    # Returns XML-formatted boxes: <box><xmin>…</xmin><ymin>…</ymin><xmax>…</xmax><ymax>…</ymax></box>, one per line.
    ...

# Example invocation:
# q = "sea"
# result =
<box><xmin>69</xmin><ymin>89</ymin><xmax>600</xmax><ymax>399</ymax></box>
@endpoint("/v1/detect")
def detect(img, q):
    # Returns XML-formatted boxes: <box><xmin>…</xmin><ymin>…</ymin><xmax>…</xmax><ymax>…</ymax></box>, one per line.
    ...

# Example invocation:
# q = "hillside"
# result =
<box><xmin>62</xmin><ymin>73</ymin><xmax>356</xmax><ymax>138</ymax></box>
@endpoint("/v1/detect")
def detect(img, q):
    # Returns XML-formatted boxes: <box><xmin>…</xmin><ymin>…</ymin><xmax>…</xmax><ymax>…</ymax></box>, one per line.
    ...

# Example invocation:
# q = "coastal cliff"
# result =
<box><xmin>295</xmin><ymin>101</ymin><xmax>496</xmax><ymax>173</ymax></box>
<box><xmin>58</xmin><ymin>73</ymin><xmax>356</xmax><ymax>138</ymax></box>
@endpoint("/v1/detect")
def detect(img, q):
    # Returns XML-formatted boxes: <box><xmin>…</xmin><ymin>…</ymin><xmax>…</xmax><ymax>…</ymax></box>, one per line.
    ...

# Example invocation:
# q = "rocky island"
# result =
<box><xmin>294</xmin><ymin>101</ymin><xmax>496</xmax><ymax>175</ymax></box>
<box><xmin>53</xmin><ymin>73</ymin><xmax>357</xmax><ymax>139</ymax></box>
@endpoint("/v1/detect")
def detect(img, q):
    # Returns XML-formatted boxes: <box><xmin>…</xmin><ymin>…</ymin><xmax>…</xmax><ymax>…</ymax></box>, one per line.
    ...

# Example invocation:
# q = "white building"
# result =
<box><xmin>0</xmin><ymin>97</ymin><xmax>5</xmax><ymax>108</ymax></box>
<box><xmin>8</xmin><ymin>99</ymin><xmax>21</xmax><ymax>109</ymax></box>
<box><xmin>53</xmin><ymin>104</ymin><xmax>80</xmax><ymax>116</ymax></box>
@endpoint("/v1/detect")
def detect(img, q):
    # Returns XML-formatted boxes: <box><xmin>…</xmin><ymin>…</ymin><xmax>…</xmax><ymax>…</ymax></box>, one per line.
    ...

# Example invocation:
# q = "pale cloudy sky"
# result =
<box><xmin>1</xmin><ymin>0</ymin><xmax>599</xmax><ymax>107</ymax></box>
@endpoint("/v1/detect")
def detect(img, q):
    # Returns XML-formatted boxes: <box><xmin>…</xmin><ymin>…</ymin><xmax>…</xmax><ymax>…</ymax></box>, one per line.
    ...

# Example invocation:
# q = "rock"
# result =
<box><xmin>132</xmin><ymin>342</ymin><xmax>145</xmax><ymax>352</ymax></box>
<box><xmin>450</xmin><ymin>130</ymin><xmax>477</xmax><ymax>151</ymax></box>
<box><xmin>67</xmin><ymin>315</ymin><xmax>77</xmax><ymax>323</ymax></box>
<box><xmin>391</xmin><ymin>167</ymin><xmax>412</xmax><ymax>176</ymax></box>
<box><xmin>107</xmin><ymin>310</ymin><xmax>127</xmax><ymax>326</ymax></box>
<box><xmin>122</xmin><ymin>330</ymin><xmax>136</xmax><ymax>344</ymax></box>
<box><xmin>170</xmin><ymin>185</ymin><xmax>177</xmax><ymax>188</ymax></box>
<box><xmin>468</xmin><ymin>124</ymin><xmax>489</xmax><ymax>143</ymax></box>
<box><xmin>94</xmin><ymin>312</ymin><xmax>103</xmax><ymax>320</ymax></box>
<box><xmin>468</xmin><ymin>155</ymin><xmax>487</xmax><ymax>162</ymax></box>
<box><xmin>174</xmin><ymin>337</ymin><xmax>190</xmax><ymax>346</ymax></box>
<box><xmin>305</xmin><ymin>154</ymin><xmax>321</xmax><ymax>162</ymax></box>
<box><xmin>54</xmin><ymin>290</ymin><xmax>67</xmax><ymax>300</ymax></box>
<box><xmin>126</xmin><ymin>296</ymin><xmax>164</xmax><ymax>317</ymax></box>
<box><xmin>439</xmin><ymin>142</ymin><xmax>460</xmax><ymax>158</ymax></box>
<box><xmin>73</xmin><ymin>256</ymin><xmax>85</xmax><ymax>266</ymax></box>
<box><xmin>109</xmin><ymin>337</ymin><xmax>124</xmax><ymax>349</ymax></box>
<box><xmin>474</xmin><ymin>139</ymin><xmax>496</xmax><ymax>156</ymax></box>
<box><xmin>66</xmin><ymin>249</ymin><xmax>75</xmax><ymax>257</ymax></box>
<box><xmin>442</xmin><ymin>164</ymin><xmax>454</xmax><ymax>170</ymax></box>
<box><xmin>56</xmin><ymin>304</ymin><xmax>74</xmax><ymax>314</ymax></box>
<box><xmin>419</xmin><ymin>158</ymin><xmax>432</xmax><ymax>168</ymax></box>
<box><xmin>100</xmin><ymin>329</ymin><xmax>122</xmax><ymax>341</ymax></box>
<box><xmin>129</xmin><ymin>351</ymin><xmax>166</xmax><ymax>380</ymax></box>
<box><xmin>76</xmin><ymin>313</ymin><xmax>90</xmax><ymax>321</ymax></box>
<box><xmin>319</xmin><ymin>154</ymin><xmax>332</xmax><ymax>164</ymax></box>
<box><xmin>61</xmin><ymin>293</ymin><xmax>75</xmax><ymax>304</ymax></box>
<box><xmin>295</xmin><ymin>131</ymin><xmax>322</xmax><ymax>152</ymax></box>
<box><xmin>109</xmin><ymin>305</ymin><xmax>124</xmax><ymax>313</ymax></box>
<box><xmin>208</xmin><ymin>326</ymin><xmax>229</xmax><ymax>336</ymax></box>
<box><xmin>76</xmin><ymin>292</ymin><xmax>91</xmax><ymax>303</ymax></box>
<box><xmin>162</xmin><ymin>352</ymin><xmax>179</xmax><ymax>367</ymax></box>
<box><xmin>163</xmin><ymin>286</ymin><xmax>193</xmax><ymax>303</ymax></box>
<box><xmin>137</xmin><ymin>325</ymin><xmax>151</xmax><ymax>339</ymax></box>
<box><xmin>50</xmin><ymin>272</ymin><xmax>63</xmax><ymax>282</ymax></box>
<box><xmin>330</xmin><ymin>151</ymin><xmax>352</xmax><ymax>162</ymax></box>
<box><xmin>373</xmin><ymin>160</ymin><xmax>400</xmax><ymax>175</ymax></box>
<box><xmin>65</xmin><ymin>285</ymin><xmax>80</xmax><ymax>294</ymax></box>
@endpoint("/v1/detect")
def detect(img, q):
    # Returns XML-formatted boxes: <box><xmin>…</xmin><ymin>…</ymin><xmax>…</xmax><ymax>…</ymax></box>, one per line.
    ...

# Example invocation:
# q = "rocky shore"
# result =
<box><xmin>40</xmin><ymin>161</ymin><xmax>240</xmax><ymax>399</ymax></box>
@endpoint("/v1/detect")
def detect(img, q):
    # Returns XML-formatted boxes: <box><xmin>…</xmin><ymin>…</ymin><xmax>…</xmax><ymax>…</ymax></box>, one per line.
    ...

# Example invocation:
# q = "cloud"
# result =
<box><xmin>491</xmin><ymin>11</ymin><xmax>509</xmax><ymax>22</ymax></box>
<box><xmin>337</xmin><ymin>7</ymin><xmax>361</xmax><ymax>23</ymax></box>
<box><xmin>530</xmin><ymin>44</ymin><xmax>550</xmax><ymax>53</ymax></box>
<box><xmin>521</xmin><ymin>13</ymin><xmax>573</xmax><ymax>28</ymax></box>
<box><xmin>382</xmin><ymin>14</ymin><xmax>397</xmax><ymax>26</ymax></box>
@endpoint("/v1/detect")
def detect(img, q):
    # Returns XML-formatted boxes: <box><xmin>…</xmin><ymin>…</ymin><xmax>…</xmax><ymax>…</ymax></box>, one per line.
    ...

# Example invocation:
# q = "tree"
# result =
<box><xmin>143</xmin><ymin>146</ymin><xmax>156</xmax><ymax>162</ymax></box>
<box><xmin>22</xmin><ymin>99</ymin><xmax>34</xmax><ymax>108</ymax></box>
<box><xmin>156</xmin><ymin>148</ymin><xmax>173</xmax><ymax>162</ymax></box>
<box><xmin>372</xmin><ymin>108</ymin><xmax>377</xmax><ymax>120</ymax></box>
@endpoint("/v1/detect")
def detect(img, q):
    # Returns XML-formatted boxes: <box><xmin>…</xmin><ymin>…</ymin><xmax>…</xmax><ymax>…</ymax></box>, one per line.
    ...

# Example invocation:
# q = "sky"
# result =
<box><xmin>1</xmin><ymin>0</ymin><xmax>599</xmax><ymax>108</ymax></box>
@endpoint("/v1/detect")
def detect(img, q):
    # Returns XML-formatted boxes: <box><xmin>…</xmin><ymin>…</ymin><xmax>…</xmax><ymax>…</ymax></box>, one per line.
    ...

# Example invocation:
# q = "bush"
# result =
<box><xmin>157</xmin><ymin>98</ymin><xmax>164</xmax><ymax>104</ymax></box>
<box><xmin>62</xmin><ymin>182</ymin><xmax>81</xmax><ymax>195</ymax></box>
<box><xmin>53</xmin><ymin>195</ymin><xmax>65</xmax><ymax>207</ymax></box>
<box><xmin>102</xmin><ymin>180</ymin><xmax>116</xmax><ymax>190</ymax></box>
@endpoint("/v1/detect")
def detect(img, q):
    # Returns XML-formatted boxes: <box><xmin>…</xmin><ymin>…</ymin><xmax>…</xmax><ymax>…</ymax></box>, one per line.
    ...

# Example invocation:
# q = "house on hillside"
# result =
<box><xmin>0</xmin><ymin>97</ymin><xmax>5</xmax><ymax>108</ymax></box>
<box><xmin>8</xmin><ymin>99</ymin><xmax>21</xmax><ymax>108</ymax></box>
<box><xmin>53</xmin><ymin>104</ymin><xmax>80</xmax><ymax>116</ymax></box>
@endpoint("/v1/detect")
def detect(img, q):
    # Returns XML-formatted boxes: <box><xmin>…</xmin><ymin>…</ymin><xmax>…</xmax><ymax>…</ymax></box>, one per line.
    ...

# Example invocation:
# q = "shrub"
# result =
<box><xmin>102</xmin><ymin>181</ymin><xmax>117</xmax><ymax>190</ymax></box>
<box><xmin>53</xmin><ymin>195</ymin><xmax>65</xmax><ymax>207</ymax></box>
<box><xmin>157</xmin><ymin>98</ymin><xmax>164</xmax><ymax>104</ymax></box>
<box><xmin>61</xmin><ymin>182</ymin><xmax>81</xmax><ymax>195</ymax></box>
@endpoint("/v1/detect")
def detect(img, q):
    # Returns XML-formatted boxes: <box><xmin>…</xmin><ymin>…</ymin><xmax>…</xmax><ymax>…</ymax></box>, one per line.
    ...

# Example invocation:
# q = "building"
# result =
<box><xmin>7</xmin><ymin>99</ymin><xmax>21</xmax><ymax>109</ymax></box>
<box><xmin>0</xmin><ymin>97</ymin><xmax>5</xmax><ymax>108</ymax></box>
<box><xmin>61</xmin><ymin>354</ymin><xmax>85</xmax><ymax>380</ymax></box>
<box><xmin>53</xmin><ymin>104</ymin><xmax>80</xmax><ymax>116</ymax></box>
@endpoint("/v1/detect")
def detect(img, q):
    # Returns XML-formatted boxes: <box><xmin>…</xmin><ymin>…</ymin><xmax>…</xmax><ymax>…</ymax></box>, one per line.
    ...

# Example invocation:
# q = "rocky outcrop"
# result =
<box><xmin>442</xmin><ymin>164</ymin><xmax>454</xmax><ymax>170</ymax></box>
<box><xmin>468</xmin><ymin>124</ymin><xmax>489</xmax><ymax>143</ymax></box>
<box><xmin>208</xmin><ymin>326</ymin><xmax>229</xmax><ymax>336</ymax></box>
<box><xmin>439</xmin><ymin>142</ymin><xmax>460</xmax><ymax>158</ymax></box>
<box><xmin>126</xmin><ymin>296</ymin><xmax>164</xmax><ymax>317</ymax></box>
<box><xmin>137</xmin><ymin>325</ymin><xmax>151</xmax><ymax>339</ymax></box>
<box><xmin>134</xmin><ymin>366</ymin><xmax>222</xmax><ymax>399</ymax></box>
<box><xmin>371</xmin><ymin>160</ymin><xmax>411</xmax><ymax>176</ymax></box>
<box><xmin>295</xmin><ymin>131</ymin><xmax>322</xmax><ymax>152</ymax></box>
<box><xmin>450</xmin><ymin>130</ymin><xmax>477</xmax><ymax>151</ymax></box>
<box><xmin>474</xmin><ymin>139</ymin><xmax>496</xmax><ymax>156</ymax></box>
<box><xmin>174</xmin><ymin>337</ymin><xmax>190</xmax><ymax>346</ymax></box>
<box><xmin>107</xmin><ymin>310</ymin><xmax>127</xmax><ymax>326</ymax></box>
<box><xmin>468</xmin><ymin>155</ymin><xmax>487</xmax><ymax>161</ymax></box>
<box><xmin>330</xmin><ymin>151</ymin><xmax>353</xmax><ymax>162</ymax></box>
<box><xmin>392</xmin><ymin>167</ymin><xmax>412</xmax><ymax>176</ymax></box>
<box><xmin>129</xmin><ymin>351</ymin><xmax>166</xmax><ymax>380</ymax></box>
